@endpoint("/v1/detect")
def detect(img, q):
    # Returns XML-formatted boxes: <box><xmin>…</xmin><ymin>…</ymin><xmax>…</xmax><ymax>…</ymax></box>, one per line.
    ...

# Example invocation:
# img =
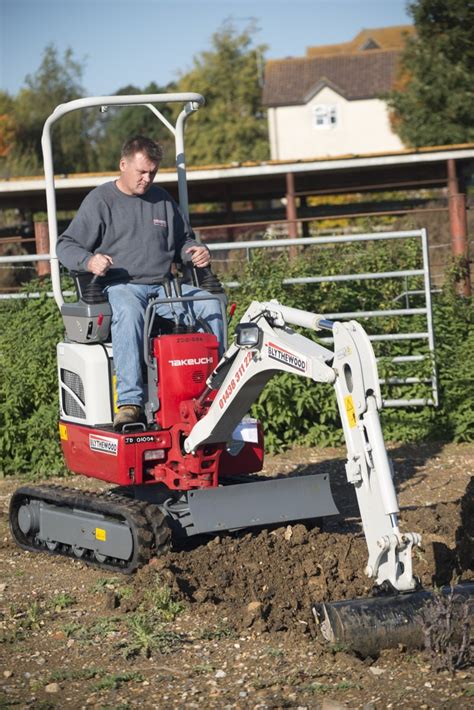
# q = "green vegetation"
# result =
<box><xmin>49</xmin><ymin>667</ymin><xmax>103</xmax><ymax>682</ymax></box>
<box><xmin>0</xmin><ymin>45</ymin><xmax>95</xmax><ymax>176</ymax></box>
<box><xmin>232</xmin><ymin>244</ymin><xmax>474</xmax><ymax>452</ymax></box>
<box><xmin>142</xmin><ymin>582</ymin><xmax>184</xmax><ymax>622</ymax></box>
<box><xmin>0</xmin><ymin>600</ymin><xmax>45</xmax><ymax>642</ymax></box>
<box><xmin>196</xmin><ymin>623</ymin><xmax>237</xmax><ymax>640</ymax></box>
<box><xmin>388</xmin><ymin>0</ymin><xmax>474</xmax><ymax>146</ymax></box>
<box><xmin>50</xmin><ymin>592</ymin><xmax>76</xmax><ymax>611</ymax></box>
<box><xmin>121</xmin><ymin>613</ymin><xmax>183</xmax><ymax>658</ymax></box>
<box><xmin>0</xmin><ymin>22</ymin><xmax>268</xmax><ymax>177</ymax></box>
<box><xmin>48</xmin><ymin>667</ymin><xmax>144</xmax><ymax>692</ymax></box>
<box><xmin>0</xmin><ymin>239</ymin><xmax>472</xmax><ymax>476</ymax></box>
<box><xmin>0</xmin><ymin>281</ymin><xmax>66</xmax><ymax>477</ymax></box>
<box><xmin>94</xmin><ymin>81</ymin><xmax>177</xmax><ymax>171</ymax></box>
<box><xmin>177</xmin><ymin>20</ymin><xmax>268</xmax><ymax>165</ymax></box>
<box><xmin>93</xmin><ymin>671</ymin><xmax>144</xmax><ymax>691</ymax></box>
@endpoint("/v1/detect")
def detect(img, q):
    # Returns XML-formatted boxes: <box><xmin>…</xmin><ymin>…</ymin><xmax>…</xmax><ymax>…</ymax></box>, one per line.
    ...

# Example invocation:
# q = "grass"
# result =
<box><xmin>328</xmin><ymin>642</ymin><xmax>351</xmax><ymax>654</ymax></box>
<box><xmin>50</xmin><ymin>592</ymin><xmax>76</xmax><ymax>610</ymax></box>
<box><xmin>116</xmin><ymin>584</ymin><xmax>134</xmax><ymax>602</ymax></box>
<box><xmin>90</xmin><ymin>577</ymin><xmax>120</xmax><ymax>592</ymax></box>
<box><xmin>121</xmin><ymin>612</ymin><xmax>183</xmax><ymax>658</ymax></box>
<box><xmin>60</xmin><ymin>615</ymin><xmax>122</xmax><ymax>641</ymax></box>
<box><xmin>192</xmin><ymin>663</ymin><xmax>215</xmax><ymax>675</ymax></box>
<box><xmin>93</xmin><ymin>671</ymin><xmax>144</xmax><ymax>691</ymax></box>
<box><xmin>265</xmin><ymin>646</ymin><xmax>285</xmax><ymax>657</ymax></box>
<box><xmin>61</xmin><ymin>622</ymin><xmax>84</xmax><ymax>638</ymax></box>
<box><xmin>141</xmin><ymin>582</ymin><xmax>184</xmax><ymax>621</ymax></box>
<box><xmin>0</xmin><ymin>601</ymin><xmax>45</xmax><ymax>641</ymax></box>
<box><xmin>24</xmin><ymin>600</ymin><xmax>43</xmax><ymax>629</ymax></box>
<box><xmin>196</xmin><ymin>623</ymin><xmax>236</xmax><ymax>640</ymax></box>
<box><xmin>49</xmin><ymin>667</ymin><xmax>103</xmax><ymax>682</ymax></box>
<box><xmin>306</xmin><ymin>680</ymin><xmax>362</xmax><ymax>694</ymax></box>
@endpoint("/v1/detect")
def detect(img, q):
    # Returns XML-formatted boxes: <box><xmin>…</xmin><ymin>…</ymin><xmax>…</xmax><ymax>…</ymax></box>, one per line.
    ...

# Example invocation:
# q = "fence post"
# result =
<box><xmin>34</xmin><ymin>221</ymin><xmax>51</xmax><ymax>277</ymax></box>
<box><xmin>225</xmin><ymin>184</ymin><xmax>235</xmax><ymax>242</ymax></box>
<box><xmin>285</xmin><ymin>172</ymin><xmax>298</xmax><ymax>258</ymax></box>
<box><xmin>447</xmin><ymin>159</ymin><xmax>471</xmax><ymax>297</ymax></box>
<box><xmin>300</xmin><ymin>195</ymin><xmax>310</xmax><ymax>238</ymax></box>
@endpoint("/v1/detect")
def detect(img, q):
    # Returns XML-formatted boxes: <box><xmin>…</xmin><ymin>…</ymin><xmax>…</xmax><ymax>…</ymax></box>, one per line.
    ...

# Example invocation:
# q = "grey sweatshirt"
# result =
<box><xmin>56</xmin><ymin>181</ymin><xmax>205</xmax><ymax>284</ymax></box>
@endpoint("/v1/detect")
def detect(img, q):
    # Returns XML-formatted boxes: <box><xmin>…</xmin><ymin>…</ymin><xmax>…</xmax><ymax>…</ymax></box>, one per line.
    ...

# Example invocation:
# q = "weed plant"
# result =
<box><xmin>418</xmin><ymin>588</ymin><xmax>471</xmax><ymax>673</ymax></box>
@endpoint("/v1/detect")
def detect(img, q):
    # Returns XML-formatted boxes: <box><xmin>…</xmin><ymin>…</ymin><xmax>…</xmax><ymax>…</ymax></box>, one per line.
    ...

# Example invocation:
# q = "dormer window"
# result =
<box><xmin>313</xmin><ymin>104</ymin><xmax>338</xmax><ymax>129</ymax></box>
<box><xmin>360</xmin><ymin>38</ymin><xmax>380</xmax><ymax>50</ymax></box>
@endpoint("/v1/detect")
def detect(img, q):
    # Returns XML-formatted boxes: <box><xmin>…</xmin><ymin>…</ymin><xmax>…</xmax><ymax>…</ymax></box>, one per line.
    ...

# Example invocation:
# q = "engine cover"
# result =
<box><xmin>153</xmin><ymin>333</ymin><xmax>219</xmax><ymax>429</ymax></box>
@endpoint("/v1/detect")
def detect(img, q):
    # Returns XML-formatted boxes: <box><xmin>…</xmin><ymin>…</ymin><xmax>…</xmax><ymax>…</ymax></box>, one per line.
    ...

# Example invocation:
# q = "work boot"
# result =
<box><xmin>113</xmin><ymin>405</ymin><xmax>142</xmax><ymax>431</ymax></box>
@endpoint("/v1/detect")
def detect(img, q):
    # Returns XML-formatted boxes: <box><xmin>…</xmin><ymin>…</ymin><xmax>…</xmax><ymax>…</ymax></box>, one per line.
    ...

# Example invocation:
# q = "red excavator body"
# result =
<box><xmin>60</xmin><ymin>331</ymin><xmax>264</xmax><ymax>491</ymax></box>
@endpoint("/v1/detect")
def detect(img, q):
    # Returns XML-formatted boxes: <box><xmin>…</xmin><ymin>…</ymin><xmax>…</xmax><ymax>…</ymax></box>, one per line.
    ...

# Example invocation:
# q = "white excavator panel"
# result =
<box><xmin>57</xmin><ymin>342</ymin><xmax>114</xmax><ymax>425</ymax></box>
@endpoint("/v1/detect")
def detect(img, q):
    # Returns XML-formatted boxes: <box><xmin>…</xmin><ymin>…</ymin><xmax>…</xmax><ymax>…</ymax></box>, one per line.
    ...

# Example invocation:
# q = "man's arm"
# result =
<box><xmin>185</xmin><ymin>244</ymin><xmax>210</xmax><ymax>268</ymax></box>
<box><xmin>86</xmin><ymin>253</ymin><xmax>114</xmax><ymax>275</ymax></box>
<box><xmin>56</xmin><ymin>191</ymin><xmax>110</xmax><ymax>274</ymax></box>
<box><xmin>171</xmin><ymin>200</ymin><xmax>211</xmax><ymax>268</ymax></box>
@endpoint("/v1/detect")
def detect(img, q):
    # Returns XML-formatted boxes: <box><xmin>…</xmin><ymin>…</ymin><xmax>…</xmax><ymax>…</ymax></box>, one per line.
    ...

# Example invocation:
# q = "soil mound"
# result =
<box><xmin>149</xmin><ymin>526</ymin><xmax>369</xmax><ymax>634</ymax></box>
<box><xmin>129</xmin><ymin>475</ymin><xmax>473</xmax><ymax>635</ymax></box>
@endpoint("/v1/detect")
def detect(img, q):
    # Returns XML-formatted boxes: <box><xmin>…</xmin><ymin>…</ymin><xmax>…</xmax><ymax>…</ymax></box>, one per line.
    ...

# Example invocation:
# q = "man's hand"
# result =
<box><xmin>186</xmin><ymin>245</ymin><xmax>210</xmax><ymax>269</ymax></box>
<box><xmin>87</xmin><ymin>253</ymin><xmax>113</xmax><ymax>276</ymax></box>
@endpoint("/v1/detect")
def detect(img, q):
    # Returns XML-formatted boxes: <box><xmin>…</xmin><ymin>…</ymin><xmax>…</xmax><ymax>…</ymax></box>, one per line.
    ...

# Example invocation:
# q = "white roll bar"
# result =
<box><xmin>41</xmin><ymin>93</ymin><xmax>205</xmax><ymax>308</ymax></box>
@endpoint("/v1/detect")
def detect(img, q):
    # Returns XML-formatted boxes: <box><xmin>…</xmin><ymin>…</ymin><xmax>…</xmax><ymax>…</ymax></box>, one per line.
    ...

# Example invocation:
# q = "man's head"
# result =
<box><xmin>117</xmin><ymin>136</ymin><xmax>164</xmax><ymax>196</ymax></box>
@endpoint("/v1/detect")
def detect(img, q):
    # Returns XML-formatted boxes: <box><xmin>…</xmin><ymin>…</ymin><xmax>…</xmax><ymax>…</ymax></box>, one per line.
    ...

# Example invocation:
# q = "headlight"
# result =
<box><xmin>235</xmin><ymin>323</ymin><xmax>261</xmax><ymax>348</ymax></box>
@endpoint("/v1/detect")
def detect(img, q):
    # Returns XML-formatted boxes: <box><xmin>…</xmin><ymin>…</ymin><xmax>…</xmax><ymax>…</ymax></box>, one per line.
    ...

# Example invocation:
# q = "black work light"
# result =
<box><xmin>235</xmin><ymin>323</ymin><xmax>261</xmax><ymax>348</ymax></box>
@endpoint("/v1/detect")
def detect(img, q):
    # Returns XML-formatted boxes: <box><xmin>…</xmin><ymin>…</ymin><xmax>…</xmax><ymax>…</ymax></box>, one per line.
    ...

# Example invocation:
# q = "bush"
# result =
<box><xmin>230</xmin><ymin>245</ymin><xmax>473</xmax><ymax>452</ymax></box>
<box><xmin>0</xmin><ymin>280</ymin><xmax>67</xmax><ymax>477</ymax></box>
<box><xmin>0</xmin><ymin>243</ymin><xmax>472</xmax><ymax>476</ymax></box>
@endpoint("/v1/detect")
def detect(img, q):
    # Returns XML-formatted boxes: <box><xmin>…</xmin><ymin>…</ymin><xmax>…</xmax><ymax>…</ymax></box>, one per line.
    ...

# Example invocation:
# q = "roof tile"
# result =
<box><xmin>262</xmin><ymin>49</ymin><xmax>401</xmax><ymax>106</ymax></box>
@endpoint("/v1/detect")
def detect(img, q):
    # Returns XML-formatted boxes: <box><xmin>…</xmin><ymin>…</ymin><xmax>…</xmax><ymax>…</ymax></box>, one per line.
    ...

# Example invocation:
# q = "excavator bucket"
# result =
<box><xmin>313</xmin><ymin>582</ymin><xmax>474</xmax><ymax>657</ymax></box>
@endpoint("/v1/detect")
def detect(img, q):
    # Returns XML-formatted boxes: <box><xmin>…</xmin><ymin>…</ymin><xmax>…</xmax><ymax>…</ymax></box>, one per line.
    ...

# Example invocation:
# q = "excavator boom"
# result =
<box><xmin>185</xmin><ymin>300</ymin><xmax>421</xmax><ymax>594</ymax></box>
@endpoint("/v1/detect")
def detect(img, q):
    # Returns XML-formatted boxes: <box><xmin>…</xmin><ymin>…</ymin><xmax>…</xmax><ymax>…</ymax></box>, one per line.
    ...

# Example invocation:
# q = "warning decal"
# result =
<box><xmin>344</xmin><ymin>395</ymin><xmax>357</xmax><ymax>429</ymax></box>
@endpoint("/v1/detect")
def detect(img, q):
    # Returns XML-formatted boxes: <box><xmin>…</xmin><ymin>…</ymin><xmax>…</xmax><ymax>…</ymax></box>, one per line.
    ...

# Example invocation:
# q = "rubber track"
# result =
<box><xmin>104</xmin><ymin>491</ymin><xmax>172</xmax><ymax>555</ymax></box>
<box><xmin>9</xmin><ymin>484</ymin><xmax>154</xmax><ymax>574</ymax></box>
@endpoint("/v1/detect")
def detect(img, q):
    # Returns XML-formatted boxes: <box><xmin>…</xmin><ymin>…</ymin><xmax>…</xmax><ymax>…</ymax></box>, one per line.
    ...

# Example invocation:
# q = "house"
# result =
<box><xmin>262</xmin><ymin>26</ymin><xmax>414</xmax><ymax>161</ymax></box>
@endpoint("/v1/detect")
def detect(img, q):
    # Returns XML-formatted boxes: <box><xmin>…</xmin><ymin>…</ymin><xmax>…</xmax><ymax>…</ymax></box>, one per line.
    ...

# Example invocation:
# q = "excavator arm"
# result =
<box><xmin>184</xmin><ymin>300</ymin><xmax>421</xmax><ymax>593</ymax></box>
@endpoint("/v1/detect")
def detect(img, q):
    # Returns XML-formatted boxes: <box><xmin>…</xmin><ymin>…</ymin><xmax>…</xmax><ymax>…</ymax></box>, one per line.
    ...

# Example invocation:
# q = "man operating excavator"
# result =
<box><xmin>57</xmin><ymin>135</ymin><xmax>225</xmax><ymax>431</ymax></box>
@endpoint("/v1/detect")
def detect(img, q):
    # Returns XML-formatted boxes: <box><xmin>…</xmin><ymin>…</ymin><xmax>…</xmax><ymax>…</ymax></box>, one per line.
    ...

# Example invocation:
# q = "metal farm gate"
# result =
<box><xmin>1</xmin><ymin>228</ymin><xmax>437</xmax><ymax>408</ymax></box>
<box><xmin>208</xmin><ymin>228</ymin><xmax>438</xmax><ymax>409</ymax></box>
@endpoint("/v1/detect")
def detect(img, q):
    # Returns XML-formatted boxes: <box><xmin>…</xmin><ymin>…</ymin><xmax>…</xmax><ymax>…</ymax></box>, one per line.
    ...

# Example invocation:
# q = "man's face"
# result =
<box><xmin>118</xmin><ymin>151</ymin><xmax>159</xmax><ymax>195</ymax></box>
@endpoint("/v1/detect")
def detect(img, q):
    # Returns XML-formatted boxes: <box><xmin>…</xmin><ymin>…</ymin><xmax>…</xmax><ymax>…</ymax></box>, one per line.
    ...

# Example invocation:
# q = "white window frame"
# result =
<box><xmin>313</xmin><ymin>104</ymin><xmax>338</xmax><ymax>129</ymax></box>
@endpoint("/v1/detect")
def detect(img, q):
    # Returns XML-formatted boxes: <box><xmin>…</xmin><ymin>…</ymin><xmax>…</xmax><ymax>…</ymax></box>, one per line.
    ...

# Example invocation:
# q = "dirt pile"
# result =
<box><xmin>1</xmin><ymin>442</ymin><xmax>473</xmax><ymax>709</ymax></box>
<box><xmin>135</xmin><ymin>526</ymin><xmax>369</xmax><ymax>634</ymax></box>
<box><xmin>127</xmin><ymin>473</ymin><xmax>472</xmax><ymax>636</ymax></box>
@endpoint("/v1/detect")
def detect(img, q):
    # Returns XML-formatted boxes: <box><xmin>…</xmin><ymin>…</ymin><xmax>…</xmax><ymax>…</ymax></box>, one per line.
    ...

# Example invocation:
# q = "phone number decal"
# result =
<box><xmin>218</xmin><ymin>351</ymin><xmax>254</xmax><ymax>410</ymax></box>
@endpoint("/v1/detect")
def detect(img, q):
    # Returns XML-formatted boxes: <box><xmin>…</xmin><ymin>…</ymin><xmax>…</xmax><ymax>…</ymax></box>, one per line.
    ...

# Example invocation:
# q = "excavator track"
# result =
<box><xmin>9</xmin><ymin>485</ymin><xmax>157</xmax><ymax>574</ymax></box>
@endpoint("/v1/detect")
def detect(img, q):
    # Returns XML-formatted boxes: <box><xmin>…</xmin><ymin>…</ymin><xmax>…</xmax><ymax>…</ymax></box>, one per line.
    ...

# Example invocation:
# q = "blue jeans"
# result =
<box><xmin>105</xmin><ymin>282</ymin><xmax>225</xmax><ymax>407</ymax></box>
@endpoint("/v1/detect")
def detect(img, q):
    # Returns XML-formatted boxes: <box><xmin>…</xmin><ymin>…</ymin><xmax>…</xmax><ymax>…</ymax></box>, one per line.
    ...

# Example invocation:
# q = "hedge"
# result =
<box><xmin>0</xmin><ymin>241</ymin><xmax>472</xmax><ymax>478</ymax></box>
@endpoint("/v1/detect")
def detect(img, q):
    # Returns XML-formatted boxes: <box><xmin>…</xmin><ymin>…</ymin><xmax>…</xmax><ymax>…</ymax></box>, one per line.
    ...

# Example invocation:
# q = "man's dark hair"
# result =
<box><xmin>121</xmin><ymin>135</ymin><xmax>163</xmax><ymax>163</ymax></box>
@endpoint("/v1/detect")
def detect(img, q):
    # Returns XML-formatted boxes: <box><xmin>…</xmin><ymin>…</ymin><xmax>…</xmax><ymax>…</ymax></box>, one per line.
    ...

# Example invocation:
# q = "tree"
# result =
<box><xmin>94</xmin><ymin>82</ymin><xmax>178</xmax><ymax>171</ymax></box>
<box><xmin>388</xmin><ymin>0</ymin><xmax>474</xmax><ymax>147</ymax></box>
<box><xmin>176</xmin><ymin>21</ymin><xmax>269</xmax><ymax>165</ymax></box>
<box><xmin>6</xmin><ymin>45</ymin><xmax>96</xmax><ymax>176</ymax></box>
<box><xmin>0</xmin><ymin>92</ymin><xmax>16</xmax><ymax>163</ymax></box>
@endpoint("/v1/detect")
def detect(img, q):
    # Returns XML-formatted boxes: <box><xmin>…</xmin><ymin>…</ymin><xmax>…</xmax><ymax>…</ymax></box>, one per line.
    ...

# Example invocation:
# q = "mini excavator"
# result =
<box><xmin>10</xmin><ymin>94</ymin><xmax>473</xmax><ymax>655</ymax></box>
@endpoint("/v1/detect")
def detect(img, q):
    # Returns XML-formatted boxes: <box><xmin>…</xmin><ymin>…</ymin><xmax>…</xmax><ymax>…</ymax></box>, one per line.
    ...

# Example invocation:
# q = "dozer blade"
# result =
<box><xmin>183</xmin><ymin>472</ymin><xmax>339</xmax><ymax>535</ymax></box>
<box><xmin>313</xmin><ymin>582</ymin><xmax>474</xmax><ymax>657</ymax></box>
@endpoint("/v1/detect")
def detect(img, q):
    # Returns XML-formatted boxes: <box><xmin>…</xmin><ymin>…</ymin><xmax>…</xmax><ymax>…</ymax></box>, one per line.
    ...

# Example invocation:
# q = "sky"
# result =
<box><xmin>0</xmin><ymin>0</ymin><xmax>412</xmax><ymax>97</ymax></box>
